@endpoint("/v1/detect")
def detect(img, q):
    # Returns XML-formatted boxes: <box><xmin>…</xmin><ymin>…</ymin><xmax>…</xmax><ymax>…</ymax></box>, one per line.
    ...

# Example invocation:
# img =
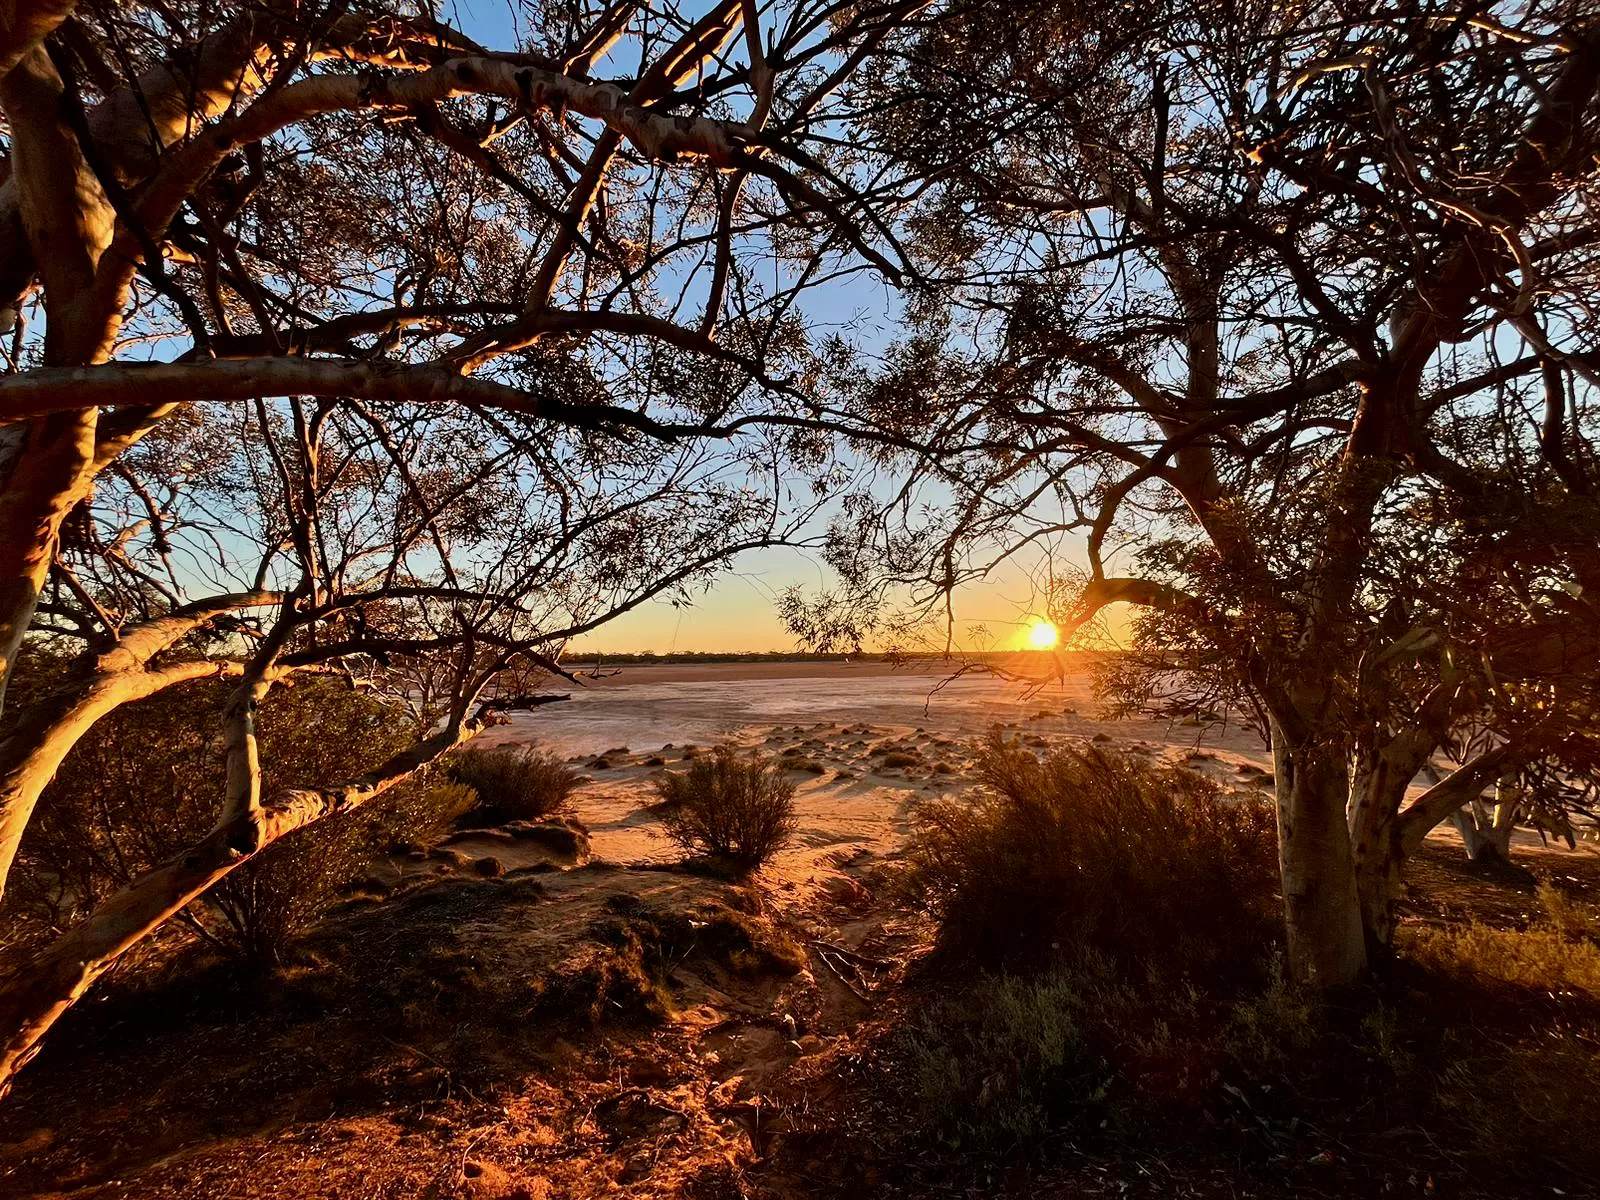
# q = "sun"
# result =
<box><xmin>1026</xmin><ymin>619</ymin><xmax>1061</xmax><ymax>650</ymax></box>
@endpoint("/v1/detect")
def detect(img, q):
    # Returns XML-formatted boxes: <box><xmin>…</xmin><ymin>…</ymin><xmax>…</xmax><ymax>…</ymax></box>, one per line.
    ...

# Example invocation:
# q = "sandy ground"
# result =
<box><xmin>479</xmin><ymin>663</ymin><xmax>1598</xmax><ymax>891</ymax></box>
<box><xmin>488</xmin><ymin>663</ymin><xmax>1269</xmax><ymax>891</ymax></box>
<box><xmin>4</xmin><ymin>663</ymin><xmax>1597</xmax><ymax>1199</ymax></box>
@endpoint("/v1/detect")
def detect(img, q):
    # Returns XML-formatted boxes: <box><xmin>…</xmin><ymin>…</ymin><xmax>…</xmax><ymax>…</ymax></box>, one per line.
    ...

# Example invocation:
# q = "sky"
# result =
<box><xmin>564</xmin><ymin>543</ymin><xmax>1086</xmax><ymax>654</ymax></box>
<box><xmin>439</xmin><ymin>1</ymin><xmax>1114</xmax><ymax>655</ymax></box>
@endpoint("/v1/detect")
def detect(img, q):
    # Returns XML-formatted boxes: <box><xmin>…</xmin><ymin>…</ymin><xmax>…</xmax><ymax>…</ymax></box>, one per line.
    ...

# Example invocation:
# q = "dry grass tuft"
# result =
<box><xmin>652</xmin><ymin>747</ymin><xmax>798</xmax><ymax>867</ymax></box>
<box><xmin>448</xmin><ymin>745</ymin><xmax>581</xmax><ymax>825</ymax></box>
<box><xmin>1400</xmin><ymin>880</ymin><xmax>1600</xmax><ymax>999</ymax></box>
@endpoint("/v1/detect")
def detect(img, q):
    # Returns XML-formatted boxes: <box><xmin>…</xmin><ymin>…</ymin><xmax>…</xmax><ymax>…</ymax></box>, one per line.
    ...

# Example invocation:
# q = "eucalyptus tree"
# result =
<box><xmin>830</xmin><ymin>0</ymin><xmax>1600</xmax><ymax>987</ymax></box>
<box><xmin>0</xmin><ymin>0</ymin><xmax>914</xmax><ymax>1093</ymax></box>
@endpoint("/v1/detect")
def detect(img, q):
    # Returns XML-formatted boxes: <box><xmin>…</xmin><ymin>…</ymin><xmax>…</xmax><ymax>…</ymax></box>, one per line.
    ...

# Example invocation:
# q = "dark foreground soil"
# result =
<box><xmin>2</xmin><ymin>831</ymin><xmax>1598</xmax><ymax>1200</ymax></box>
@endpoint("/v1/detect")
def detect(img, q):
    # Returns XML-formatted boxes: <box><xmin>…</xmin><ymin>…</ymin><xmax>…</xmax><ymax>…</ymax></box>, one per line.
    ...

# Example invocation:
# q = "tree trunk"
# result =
<box><xmin>0</xmin><ymin>715</ymin><xmax>484</xmax><ymax>1098</ymax></box>
<box><xmin>1272</xmin><ymin>716</ymin><xmax>1367</xmax><ymax>990</ymax></box>
<box><xmin>1347</xmin><ymin>739</ymin><xmax>1433</xmax><ymax>968</ymax></box>
<box><xmin>1397</xmin><ymin>747</ymin><xmax>1516</xmax><ymax>864</ymax></box>
<box><xmin>0</xmin><ymin>0</ymin><xmax>79</xmax><ymax>82</ymax></box>
<box><xmin>1452</xmin><ymin>775</ymin><xmax>1519</xmax><ymax>862</ymax></box>
<box><xmin>0</xmin><ymin>594</ymin><xmax>272</xmax><ymax>901</ymax></box>
<box><xmin>0</xmin><ymin>414</ymin><xmax>99</xmax><ymax>717</ymax></box>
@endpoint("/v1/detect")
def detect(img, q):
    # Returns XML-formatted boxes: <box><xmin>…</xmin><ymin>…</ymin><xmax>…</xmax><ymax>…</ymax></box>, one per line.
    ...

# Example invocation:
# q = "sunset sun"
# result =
<box><xmin>1026</xmin><ymin>619</ymin><xmax>1061</xmax><ymax>650</ymax></box>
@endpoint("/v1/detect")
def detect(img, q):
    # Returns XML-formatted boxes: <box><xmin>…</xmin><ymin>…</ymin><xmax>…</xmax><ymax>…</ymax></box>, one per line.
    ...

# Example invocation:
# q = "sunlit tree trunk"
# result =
<box><xmin>1451</xmin><ymin>774</ymin><xmax>1521</xmax><ymax>863</ymax></box>
<box><xmin>1270</xmin><ymin>712</ymin><xmax>1367</xmax><ymax>990</ymax></box>
<box><xmin>0</xmin><ymin>594</ymin><xmax>274</xmax><ymax>895</ymax></box>
<box><xmin>0</xmin><ymin>46</ymin><xmax>119</xmax><ymax>881</ymax></box>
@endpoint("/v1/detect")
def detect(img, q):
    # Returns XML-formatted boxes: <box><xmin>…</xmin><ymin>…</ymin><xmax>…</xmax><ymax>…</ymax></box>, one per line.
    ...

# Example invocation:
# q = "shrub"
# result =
<box><xmin>1402</xmin><ymin>922</ymin><xmax>1600</xmax><ymax>998</ymax></box>
<box><xmin>448</xmin><ymin>745</ymin><xmax>581</xmax><ymax>825</ymax></box>
<box><xmin>1536</xmin><ymin>879</ymin><xmax>1600</xmax><ymax>942</ymax></box>
<box><xmin>5</xmin><ymin>674</ymin><xmax>474</xmax><ymax>972</ymax></box>
<box><xmin>651</xmin><ymin>746</ymin><xmax>799</xmax><ymax>867</ymax></box>
<box><xmin>903</xmin><ymin>970</ymin><xmax>1093</xmax><ymax>1148</ymax></box>
<box><xmin>905</xmin><ymin>735</ymin><xmax>1278</xmax><ymax>971</ymax></box>
<box><xmin>215</xmin><ymin>781</ymin><xmax>479</xmax><ymax>971</ymax></box>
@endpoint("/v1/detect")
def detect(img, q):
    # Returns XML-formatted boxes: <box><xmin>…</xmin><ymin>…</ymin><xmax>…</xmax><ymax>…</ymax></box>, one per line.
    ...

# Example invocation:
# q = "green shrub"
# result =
<box><xmin>652</xmin><ymin>746</ymin><xmax>799</xmax><ymax>867</ymax></box>
<box><xmin>905</xmin><ymin>735</ymin><xmax>1278</xmax><ymax>971</ymax></box>
<box><xmin>903</xmin><ymin>970</ymin><xmax>1095</xmax><ymax>1148</ymax></box>
<box><xmin>447</xmin><ymin>744</ymin><xmax>582</xmax><ymax>825</ymax></box>
<box><xmin>1226</xmin><ymin>954</ymin><xmax>1320</xmax><ymax>1071</ymax></box>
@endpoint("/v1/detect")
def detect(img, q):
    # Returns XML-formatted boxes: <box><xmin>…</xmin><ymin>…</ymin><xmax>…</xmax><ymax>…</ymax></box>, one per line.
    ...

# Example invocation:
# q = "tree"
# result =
<box><xmin>821</xmin><ymin>0</ymin><xmax>1600</xmax><ymax>987</ymax></box>
<box><xmin>0</xmin><ymin>0</ymin><xmax>913</xmax><ymax>1094</ymax></box>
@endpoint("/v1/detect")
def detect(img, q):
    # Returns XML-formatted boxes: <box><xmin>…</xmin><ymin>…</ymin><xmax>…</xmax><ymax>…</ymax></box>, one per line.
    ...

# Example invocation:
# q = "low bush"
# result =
<box><xmin>5</xmin><ymin>674</ymin><xmax>478</xmax><ymax>972</ymax></box>
<box><xmin>905</xmin><ymin>735</ymin><xmax>1278</xmax><ymax>971</ymax></box>
<box><xmin>1402</xmin><ymin>921</ymin><xmax>1600</xmax><ymax>999</ymax></box>
<box><xmin>200</xmin><ymin>771</ymin><xmax>480</xmax><ymax>970</ymax></box>
<box><xmin>448</xmin><ymin>745</ymin><xmax>581</xmax><ymax>824</ymax></box>
<box><xmin>904</xmin><ymin>970</ymin><xmax>1093</xmax><ymax>1148</ymax></box>
<box><xmin>652</xmin><ymin>746</ymin><xmax>799</xmax><ymax>867</ymax></box>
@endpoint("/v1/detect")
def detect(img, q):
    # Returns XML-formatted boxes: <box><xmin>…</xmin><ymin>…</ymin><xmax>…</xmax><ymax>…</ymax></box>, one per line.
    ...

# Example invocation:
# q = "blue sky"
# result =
<box><xmin>418</xmin><ymin>1</ymin><xmax>1104</xmax><ymax>653</ymax></box>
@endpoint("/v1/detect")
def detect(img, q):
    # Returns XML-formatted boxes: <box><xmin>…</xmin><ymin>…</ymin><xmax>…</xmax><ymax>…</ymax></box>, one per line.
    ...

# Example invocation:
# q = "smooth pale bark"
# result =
<box><xmin>1</xmin><ymin>47</ymin><xmax>113</xmax><ymax>358</ymax></box>
<box><xmin>1272</xmin><ymin>716</ymin><xmax>1367</xmax><ymax>990</ymax></box>
<box><xmin>0</xmin><ymin>592</ymin><xmax>278</xmax><ymax>900</ymax></box>
<box><xmin>0</xmin><ymin>714</ymin><xmax>488</xmax><ymax>1096</ymax></box>
<box><xmin>1345</xmin><ymin>745</ymin><xmax>1515</xmax><ymax>960</ymax></box>
<box><xmin>0</xmin><ymin>7</ymin><xmax>290</xmax><ymax>308</ymax></box>
<box><xmin>0</xmin><ymin>48</ymin><xmax>115</xmax><ymax>716</ymax></box>
<box><xmin>1348</xmin><ymin>756</ymin><xmax>1410</xmax><ymax>964</ymax></box>
<box><xmin>1346</xmin><ymin>713</ymin><xmax>1449</xmax><ymax>961</ymax></box>
<box><xmin>1452</xmin><ymin>775</ymin><xmax>1521</xmax><ymax>862</ymax></box>
<box><xmin>0</xmin><ymin>413</ymin><xmax>98</xmax><ymax>717</ymax></box>
<box><xmin>1397</xmin><ymin>747</ymin><xmax>1514</xmax><ymax>858</ymax></box>
<box><xmin>0</xmin><ymin>0</ymin><xmax>77</xmax><ymax>81</ymax></box>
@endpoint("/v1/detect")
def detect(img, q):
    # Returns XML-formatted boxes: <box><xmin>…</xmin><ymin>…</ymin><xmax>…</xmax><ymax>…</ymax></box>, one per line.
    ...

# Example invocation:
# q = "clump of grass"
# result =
<box><xmin>1537</xmin><ymin>879</ymin><xmax>1600</xmax><ymax>941</ymax></box>
<box><xmin>880</xmin><ymin>751</ymin><xmax>921</xmax><ymax>770</ymax></box>
<box><xmin>903</xmin><ymin>970</ymin><xmax>1095</xmax><ymax>1148</ymax></box>
<box><xmin>1398</xmin><ymin>876</ymin><xmax>1600</xmax><ymax>999</ymax></box>
<box><xmin>1402</xmin><ymin>922</ymin><xmax>1600</xmax><ymax>998</ymax></box>
<box><xmin>1432</xmin><ymin>1025</ymin><xmax>1600</xmax><ymax>1168</ymax></box>
<box><xmin>1227</xmin><ymin>954</ymin><xmax>1320</xmax><ymax>1071</ymax></box>
<box><xmin>905</xmin><ymin>734</ymin><xmax>1278</xmax><ymax>971</ymax></box>
<box><xmin>652</xmin><ymin>746</ymin><xmax>799</xmax><ymax>868</ymax></box>
<box><xmin>448</xmin><ymin>745</ymin><xmax>581</xmax><ymax>825</ymax></box>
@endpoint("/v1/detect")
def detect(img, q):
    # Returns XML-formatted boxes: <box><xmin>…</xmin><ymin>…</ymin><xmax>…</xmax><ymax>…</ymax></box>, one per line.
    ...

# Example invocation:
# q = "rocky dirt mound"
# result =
<box><xmin>0</xmin><ymin>858</ymin><xmax>842</xmax><ymax>1200</ymax></box>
